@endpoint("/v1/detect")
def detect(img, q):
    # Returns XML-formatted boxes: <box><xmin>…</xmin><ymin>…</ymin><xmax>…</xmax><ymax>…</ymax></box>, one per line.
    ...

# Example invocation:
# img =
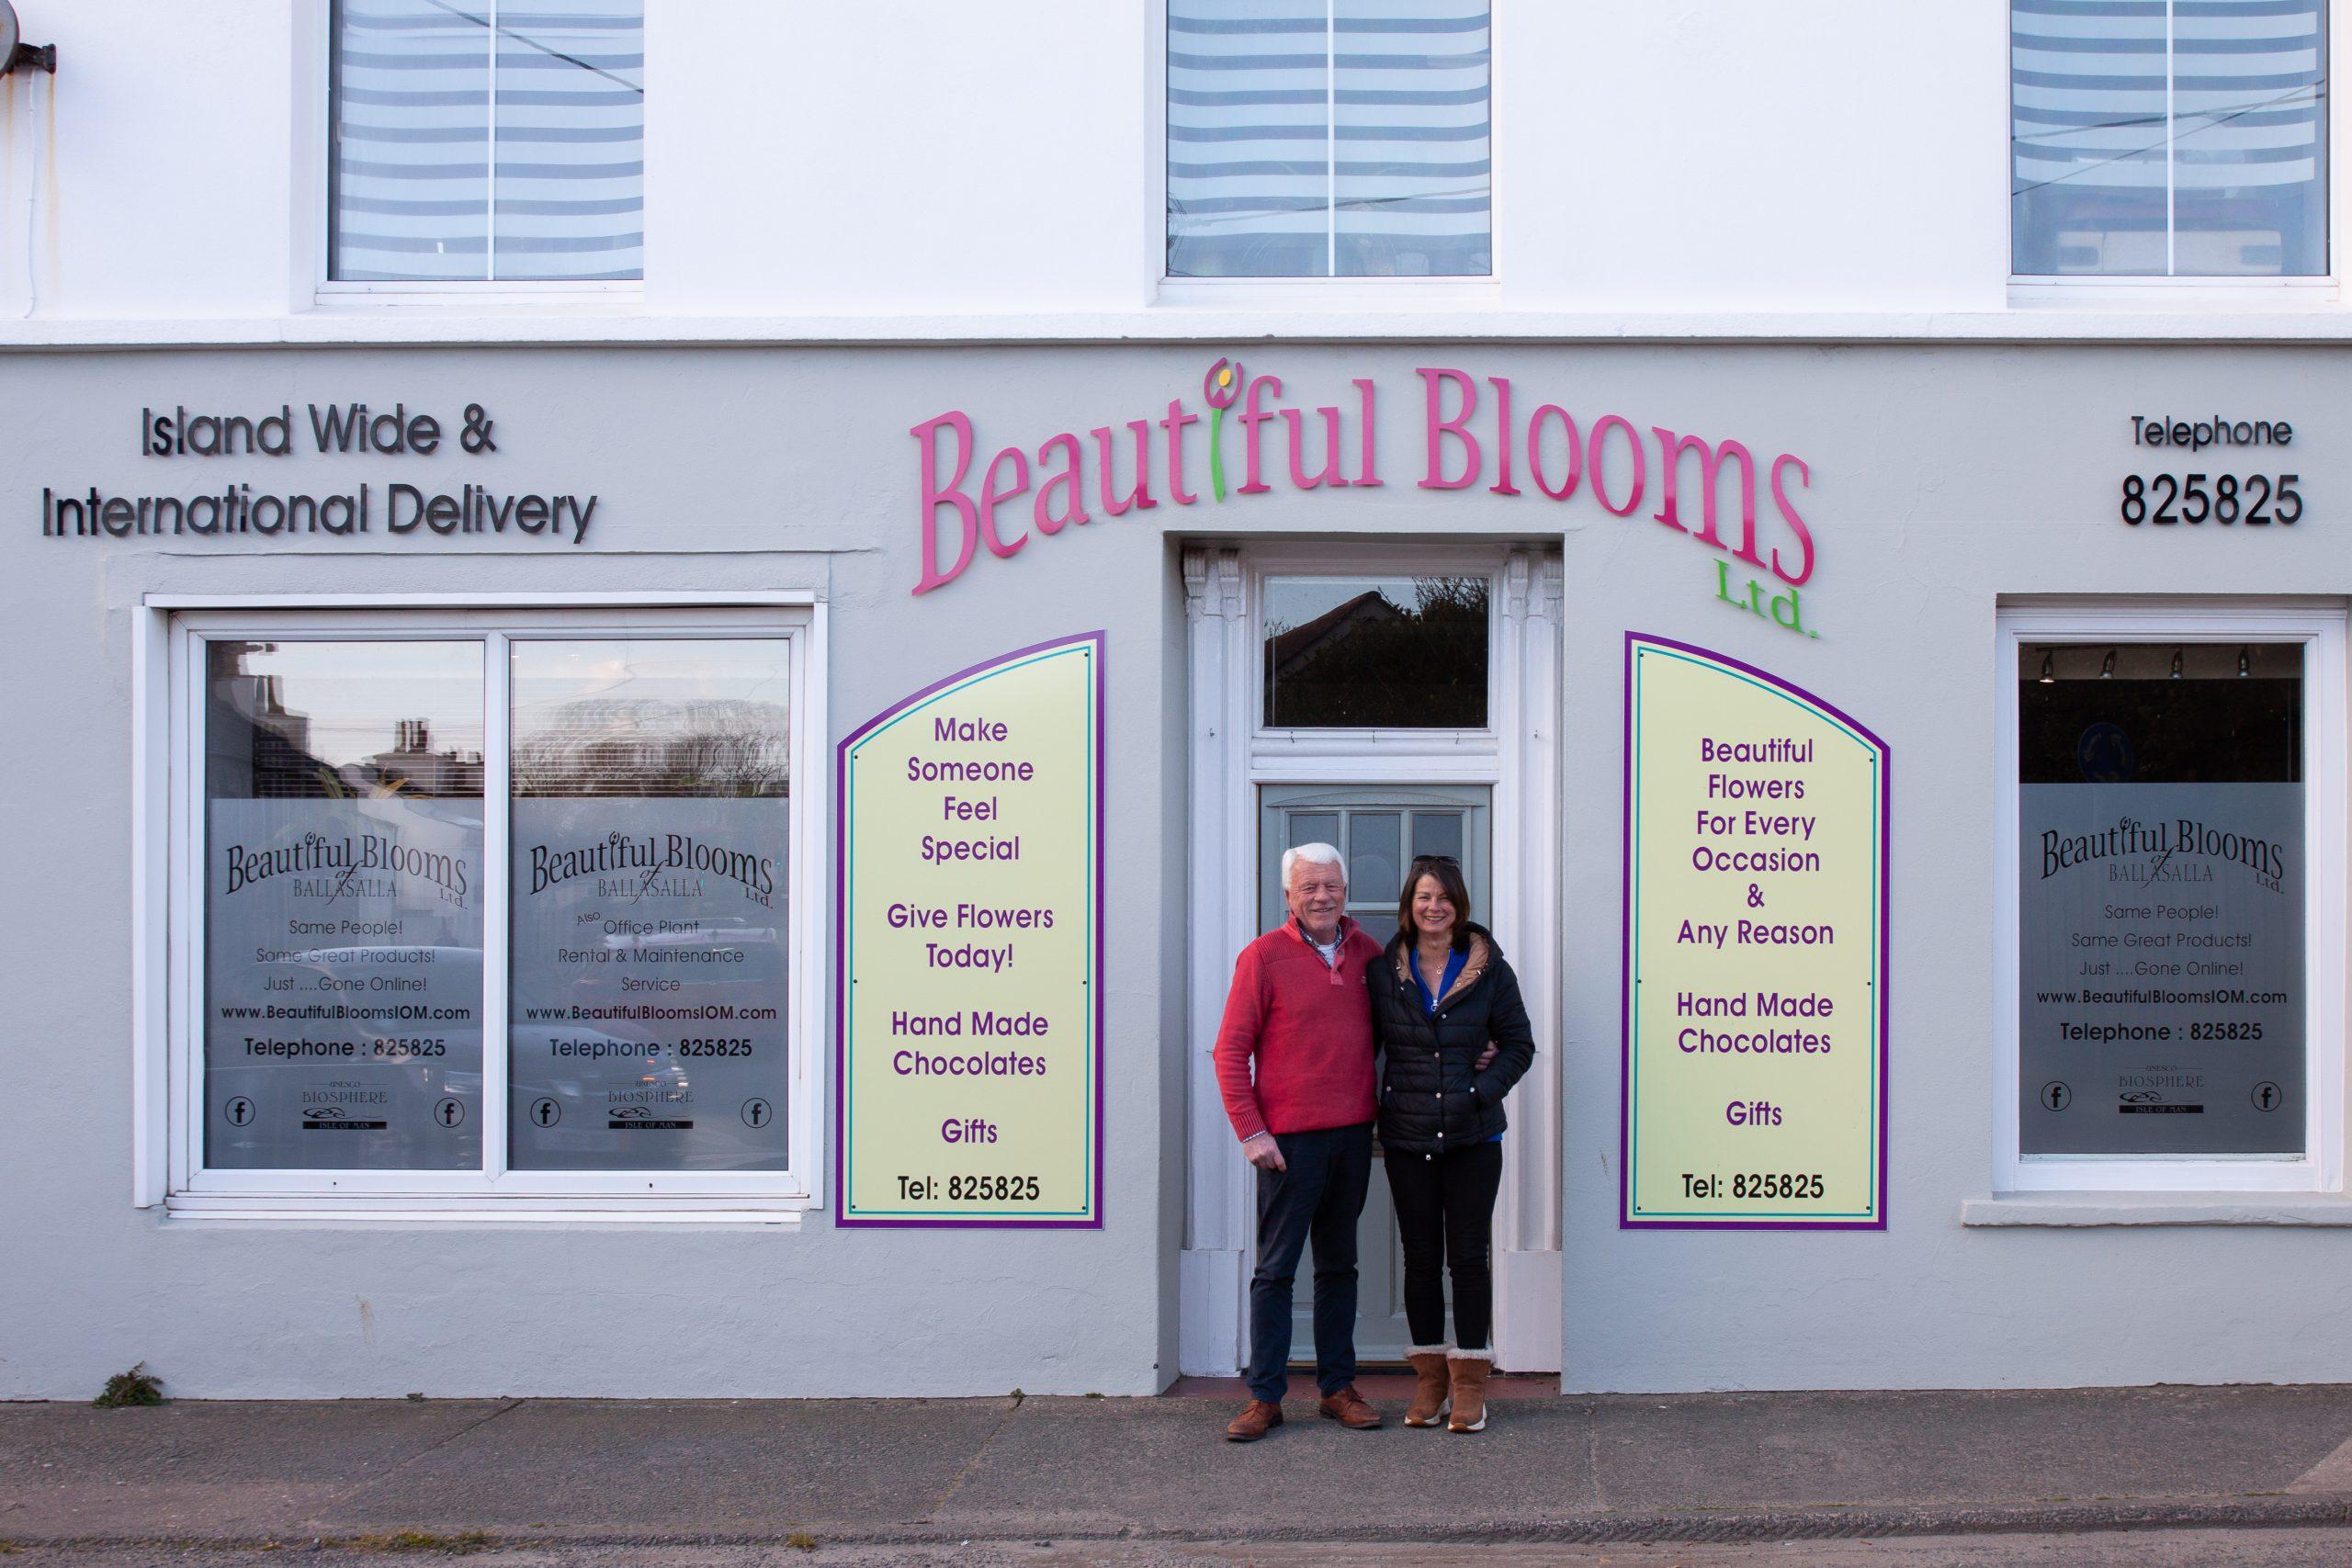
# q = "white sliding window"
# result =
<box><xmin>1167</xmin><ymin>0</ymin><xmax>1492</xmax><ymax>277</ymax></box>
<box><xmin>330</xmin><ymin>0</ymin><xmax>645</xmax><ymax>283</ymax></box>
<box><xmin>2012</xmin><ymin>0</ymin><xmax>2327</xmax><ymax>276</ymax></box>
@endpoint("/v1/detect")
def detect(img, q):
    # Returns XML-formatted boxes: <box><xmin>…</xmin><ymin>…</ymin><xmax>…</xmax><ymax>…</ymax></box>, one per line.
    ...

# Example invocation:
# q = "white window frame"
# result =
<box><xmin>2006</xmin><ymin>1</ymin><xmax>2344</xmax><ymax>303</ymax></box>
<box><xmin>299</xmin><ymin>1</ymin><xmax>646</xmax><ymax>311</ymax></box>
<box><xmin>1248</xmin><ymin>541</ymin><xmax>1510</xmax><ymax>781</ymax></box>
<box><xmin>1994</xmin><ymin>600</ymin><xmax>2346</xmax><ymax>1194</ymax></box>
<box><xmin>133</xmin><ymin>593</ymin><xmax>825</xmax><ymax>1222</ymax></box>
<box><xmin>1152</xmin><ymin>0</ymin><xmax>1505</xmax><ymax>304</ymax></box>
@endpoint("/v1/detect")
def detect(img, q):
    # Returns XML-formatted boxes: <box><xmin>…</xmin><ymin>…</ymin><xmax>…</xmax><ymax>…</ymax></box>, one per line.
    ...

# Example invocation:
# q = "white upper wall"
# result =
<box><xmin>0</xmin><ymin>1</ymin><xmax>2327</xmax><ymax>327</ymax></box>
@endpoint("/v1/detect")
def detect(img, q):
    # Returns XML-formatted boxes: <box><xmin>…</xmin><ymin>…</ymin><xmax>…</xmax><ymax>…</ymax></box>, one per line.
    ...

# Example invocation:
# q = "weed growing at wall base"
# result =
<box><xmin>91</xmin><ymin>1363</ymin><xmax>163</xmax><ymax>1407</ymax></box>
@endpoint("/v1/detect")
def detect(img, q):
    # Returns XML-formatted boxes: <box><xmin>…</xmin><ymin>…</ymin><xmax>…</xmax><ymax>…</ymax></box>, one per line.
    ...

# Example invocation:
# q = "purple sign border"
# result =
<box><xmin>832</xmin><ymin>631</ymin><xmax>1108</xmax><ymax>1230</ymax></box>
<box><xmin>1620</xmin><ymin>631</ymin><xmax>1892</xmax><ymax>1233</ymax></box>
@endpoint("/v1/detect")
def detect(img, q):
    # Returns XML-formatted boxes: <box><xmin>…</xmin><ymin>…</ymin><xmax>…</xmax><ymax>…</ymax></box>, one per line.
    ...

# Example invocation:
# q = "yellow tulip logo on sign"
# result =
<box><xmin>1622</xmin><ymin>634</ymin><xmax>1889</xmax><ymax>1230</ymax></box>
<box><xmin>836</xmin><ymin>634</ymin><xmax>1103</xmax><ymax>1228</ymax></box>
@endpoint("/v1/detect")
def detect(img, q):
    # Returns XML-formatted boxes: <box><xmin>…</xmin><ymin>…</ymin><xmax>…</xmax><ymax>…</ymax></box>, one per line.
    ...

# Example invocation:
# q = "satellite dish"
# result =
<box><xmin>0</xmin><ymin>5</ymin><xmax>55</xmax><ymax>74</ymax></box>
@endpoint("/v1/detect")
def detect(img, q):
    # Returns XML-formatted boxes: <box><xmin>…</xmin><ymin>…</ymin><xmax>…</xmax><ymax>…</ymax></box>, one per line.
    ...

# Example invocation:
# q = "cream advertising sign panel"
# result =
<box><xmin>836</xmin><ymin>635</ymin><xmax>1104</xmax><ymax>1227</ymax></box>
<box><xmin>1622</xmin><ymin>635</ymin><xmax>1890</xmax><ymax>1229</ymax></box>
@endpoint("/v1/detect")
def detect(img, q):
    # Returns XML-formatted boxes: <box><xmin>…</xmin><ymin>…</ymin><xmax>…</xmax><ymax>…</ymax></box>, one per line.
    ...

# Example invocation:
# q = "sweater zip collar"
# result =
<box><xmin>1289</xmin><ymin>915</ymin><xmax>1357</xmax><ymax>975</ymax></box>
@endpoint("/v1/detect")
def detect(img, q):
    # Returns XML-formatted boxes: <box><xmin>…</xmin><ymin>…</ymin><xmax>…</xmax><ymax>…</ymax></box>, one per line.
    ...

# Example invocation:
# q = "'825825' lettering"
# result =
<box><xmin>2122</xmin><ymin>473</ymin><xmax>2302</xmax><ymax>526</ymax></box>
<box><xmin>950</xmin><ymin>1174</ymin><xmax>1041</xmax><ymax>1202</ymax></box>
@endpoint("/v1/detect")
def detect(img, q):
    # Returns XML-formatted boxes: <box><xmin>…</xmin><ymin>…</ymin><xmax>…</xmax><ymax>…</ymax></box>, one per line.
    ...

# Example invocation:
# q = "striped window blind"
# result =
<box><xmin>2012</xmin><ymin>0</ymin><xmax>2326</xmax><ymax>276</ymax></box>
<box><xmin>331</xmin><ymin>0</ymin><xmax>644</xmax><ymax>283</ymax></box>
<box><xmin>1168</xmin><ymin>1</ymin><xmax>1491</xmax><ymax>278</ymax></box>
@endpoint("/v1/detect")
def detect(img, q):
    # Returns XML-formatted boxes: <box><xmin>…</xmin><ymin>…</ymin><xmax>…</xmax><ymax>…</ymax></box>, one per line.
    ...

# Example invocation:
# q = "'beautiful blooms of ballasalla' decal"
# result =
<box><xmin>907</xmin><ymin>360</ymin><xmax>1819</xmax><ymax>608</ymax></box>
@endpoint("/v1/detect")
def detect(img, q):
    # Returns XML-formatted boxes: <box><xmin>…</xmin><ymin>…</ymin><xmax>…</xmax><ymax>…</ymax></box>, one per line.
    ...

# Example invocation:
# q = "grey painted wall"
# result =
<box><xmin>3</xmin><ymin>342</ymin><xmax>2346</xmax><ymax>1398</ymax></box>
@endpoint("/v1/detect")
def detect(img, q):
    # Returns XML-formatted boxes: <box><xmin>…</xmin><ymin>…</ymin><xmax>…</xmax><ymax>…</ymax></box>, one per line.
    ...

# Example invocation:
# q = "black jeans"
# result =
<box><xmin>1385</xmin><ymin>1140</ymin><xmax>1504</xmax><ymax>1350</ymax></box>
<box><xmin>1245</xmin><ymin>1122</ymin><xmax>1374</xmax><ymax>1402</ymax></box>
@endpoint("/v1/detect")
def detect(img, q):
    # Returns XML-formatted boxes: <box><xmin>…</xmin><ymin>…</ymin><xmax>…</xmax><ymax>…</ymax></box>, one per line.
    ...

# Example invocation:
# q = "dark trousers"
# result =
<box><xmin>1245</xmin><ymin>1122</ymin><xmax>1374</xmax><ymax>1402</ymax></box>
<box><xmin>1385</xmin><ymin>1140</ymin><xmax>1504</xmax><ymax>1350</ymax></box>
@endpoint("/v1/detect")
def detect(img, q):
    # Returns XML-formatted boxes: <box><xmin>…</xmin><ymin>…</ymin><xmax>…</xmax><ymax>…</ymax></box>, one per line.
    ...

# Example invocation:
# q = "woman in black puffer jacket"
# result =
<box><xmin>1368</xmin><ymin>853</ymin><xmax>1537</xmax><ymax>1435</ymax></box>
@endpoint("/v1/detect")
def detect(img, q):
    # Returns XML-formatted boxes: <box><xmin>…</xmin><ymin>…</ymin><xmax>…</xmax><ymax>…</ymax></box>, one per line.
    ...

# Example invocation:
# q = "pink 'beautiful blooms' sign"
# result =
<box><xmin>907</xmin><ymin>361</ymin><xmax>1818</xmax><ymax>598</ymax></box>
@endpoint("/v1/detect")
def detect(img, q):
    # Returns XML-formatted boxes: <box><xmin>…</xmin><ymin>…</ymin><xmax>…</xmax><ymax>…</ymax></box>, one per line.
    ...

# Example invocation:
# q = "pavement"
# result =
<box><xmin>9</xmin><ymin>1381</ymin><xmax>2352</xmax><ymax>1559</ymax></box>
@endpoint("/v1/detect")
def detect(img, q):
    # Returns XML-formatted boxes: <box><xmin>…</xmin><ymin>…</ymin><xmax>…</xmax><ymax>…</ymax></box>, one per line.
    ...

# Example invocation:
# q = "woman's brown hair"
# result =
<box><xmin>1398</xmin><ymin>855</ymin><xmax>1472</xmax><ymax>952</ymax></box>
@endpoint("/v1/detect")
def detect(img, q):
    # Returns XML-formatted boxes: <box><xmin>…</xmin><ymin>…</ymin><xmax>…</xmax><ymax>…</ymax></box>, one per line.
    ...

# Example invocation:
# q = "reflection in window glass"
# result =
<box><xmin>1167</xmin><ymin>0</ymin><xmax>1491</xmax><ymax>277</ymax></box>
<box><xmin>203</xmin><ymin>641</ymin><xmax>485</xmax><ymax>1170</ymax></box>
<box><xmin>2011</xmin><ymin>1</ymin><xmax>2326</xmax><ymax>276</ymax></box>
<box><xmin>2017</xmin><ymin>642</ymin><xmax>2304</xmax><ymax>1157</ymax></box>
<box><xmin>1263</xmin><ymin>576</ymin><xmax>1488</xmax><ymax>728</ymax></box>
<box><xmin>508</xmin><ymin>639</ymin><xmax>790</xmax><ymax>1171</ymax></box>
<box><xmin>332</xmin><ymin>0</ymin><xmax>644</xmax><ymax>282</ymax></box>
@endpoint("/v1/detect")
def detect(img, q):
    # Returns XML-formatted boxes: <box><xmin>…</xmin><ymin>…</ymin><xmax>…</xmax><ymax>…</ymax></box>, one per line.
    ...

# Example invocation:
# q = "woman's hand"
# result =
<box><xmin>1242</xmin><ymin>1132</ymin><xmax>1286</xmax><ymax>1172</ymax></box>
<box><xmin>1476</xmin><ymin>1041</ymin><xmax>1498</xmax><ymax>1071</ymax></box>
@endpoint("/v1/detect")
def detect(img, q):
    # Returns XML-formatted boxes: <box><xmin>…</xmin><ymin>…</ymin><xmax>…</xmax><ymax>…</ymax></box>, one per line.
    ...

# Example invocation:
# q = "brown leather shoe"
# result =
<box><xmin>1317</xmin><ymin>1384</ymin><xmax>1383</xmax><ymax>1430</ymax></box>
<box><xmin>1225</xmin><ymin>1398</ymin><xmax>1283</xmax><ymax>1441</ymax></box>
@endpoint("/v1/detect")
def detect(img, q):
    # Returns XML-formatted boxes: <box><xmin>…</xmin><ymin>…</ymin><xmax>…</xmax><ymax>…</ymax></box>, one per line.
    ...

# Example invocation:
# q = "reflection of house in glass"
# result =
<box><xmin>208</xmin><ymin>653</ymin><xmax>332</xmax><ymax>799</ymax></box>
<box><xmin>1261</xmin><ymin>577</ymin><xmax>1489</xmax><ymax>728</ymax></box>
<box><xmin>513</xmin><ymin>697</ymin><xmax>790</xmax><ymax>797</ymax></box>
<box><xmin>206</xmin><ymin>642</ymin><xmax>484</xmax><ymax>800</ymax></box>
<box><xmin>356</xmin><ymin>719</ymin><xmax>485</xmax><ymax>797</ymax></box>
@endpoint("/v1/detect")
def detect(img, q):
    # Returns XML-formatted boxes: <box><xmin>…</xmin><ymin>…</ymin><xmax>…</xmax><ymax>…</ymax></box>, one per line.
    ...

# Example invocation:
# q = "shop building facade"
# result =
<box><xmin>7</xmin><ymin>2</ymin><xmax>2352</xmax><ymax>1398</ymax></box>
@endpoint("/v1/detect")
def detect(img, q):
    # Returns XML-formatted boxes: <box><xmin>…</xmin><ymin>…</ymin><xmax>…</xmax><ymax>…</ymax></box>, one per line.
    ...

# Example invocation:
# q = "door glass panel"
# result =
<box><xmin>1348</xmin><ymin>812</ymin><xmax>1401</xmax><ymax>905</ymax></box>
<box><xmin>508</xmin><ymin>637</ymin><xmax>791</xmax><ymax>1171</ymax></box>
<box><xmin>1410</xmin><ymin>810</ymin><xmax>1464</xmax><ymax>866</ymax></box>
<box><xmin>1262</xmin><ymin>575</ymin><xmax>1489</xmax><ymax>728</ymax></box>
<box><xmin>202</xmin><ymin>639</ymin><xmax>485</xmax><ymax>1170</ymax></box>
<box><xmin>1287</xmin><ymin>811</ymin><xmax>1339</xmax><ymax>852</ymax></box>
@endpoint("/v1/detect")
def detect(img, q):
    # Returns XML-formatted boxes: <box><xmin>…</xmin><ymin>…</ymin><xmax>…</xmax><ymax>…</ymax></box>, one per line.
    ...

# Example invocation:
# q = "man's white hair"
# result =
<box><xmin>1281</xmin><ymin>841</ymin><xmax>1346</xmax><ymax>891</ymax></box>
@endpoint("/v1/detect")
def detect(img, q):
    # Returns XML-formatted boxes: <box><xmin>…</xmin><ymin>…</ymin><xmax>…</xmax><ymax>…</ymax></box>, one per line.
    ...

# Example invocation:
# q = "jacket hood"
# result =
<box><xmin>1387</xmin><ymin>922</ymin><xmax>1498</xmax><ymax>1010</ymax></box>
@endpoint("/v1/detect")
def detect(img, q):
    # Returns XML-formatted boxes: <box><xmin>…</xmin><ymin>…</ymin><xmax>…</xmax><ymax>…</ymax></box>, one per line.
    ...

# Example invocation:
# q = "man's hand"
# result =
<box><xmin>1242</xmin><ymin>1132</ymin><xmax>1286</xmax><ymax>1171</ymax></box>
<box><xmin>1476</xmin><ymin>1042</ymin><xmax>1498</xmax><ymax>1072</ymax></box>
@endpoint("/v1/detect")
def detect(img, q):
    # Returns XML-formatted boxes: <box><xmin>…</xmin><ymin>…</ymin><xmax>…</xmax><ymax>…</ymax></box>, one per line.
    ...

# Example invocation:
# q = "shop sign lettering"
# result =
<box><xmin>910</xmin><ymin>361</ymin><xmax>1819</xmax><ymax>603</ymax></box>
<box><xmin>1621</xmin><ymin>634</ymin><xmax>1890</xmax><ymax>1230</ymax></box>
<box><xmin>835</xmin><ymin>634</ymin><xmax>1105</xmax><ymax>1228</ymax></box>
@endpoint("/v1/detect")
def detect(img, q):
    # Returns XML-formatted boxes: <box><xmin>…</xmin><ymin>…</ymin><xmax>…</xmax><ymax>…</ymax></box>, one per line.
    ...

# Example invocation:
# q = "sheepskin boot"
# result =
<box><xmin>1403</xmin><ymin>1346</ymin><xmax>1451</xmax><ymax>1427</ymax></box>
<box><xmin>1446</xmin><ymin>1348</ymin><xmax>1493</xmax><ymax>1433</ymax></box>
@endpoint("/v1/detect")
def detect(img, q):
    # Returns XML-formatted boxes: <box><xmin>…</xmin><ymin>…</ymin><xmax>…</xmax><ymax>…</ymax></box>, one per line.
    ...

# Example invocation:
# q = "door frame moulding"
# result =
<box><xmin>1178</xmin><ymin>541</ymin><xmax>1564</xmax><ymax>1376</ymax></box>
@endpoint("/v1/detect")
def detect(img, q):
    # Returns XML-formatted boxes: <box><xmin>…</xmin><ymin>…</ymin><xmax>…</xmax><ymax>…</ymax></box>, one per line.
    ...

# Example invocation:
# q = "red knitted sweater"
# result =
<box><xmin>1212</xmin><ymin>918</ymin><xmax>1382</xmax><ymax>1142</ymax></box>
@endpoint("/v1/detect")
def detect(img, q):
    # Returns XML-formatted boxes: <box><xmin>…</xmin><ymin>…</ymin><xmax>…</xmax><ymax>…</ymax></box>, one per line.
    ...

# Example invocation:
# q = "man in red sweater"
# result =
<box><xmin>1213</xmin><ymin>841</ymin><xmax>1385</xmax><ymax>1441</ymax></box>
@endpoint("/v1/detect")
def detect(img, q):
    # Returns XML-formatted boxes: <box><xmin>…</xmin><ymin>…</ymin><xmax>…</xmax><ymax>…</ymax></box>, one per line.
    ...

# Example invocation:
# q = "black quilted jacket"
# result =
<box><xmin>1368</xmin><ymin>924</ymin><xmax>1537</xmax><ymax>1156</ymax></box>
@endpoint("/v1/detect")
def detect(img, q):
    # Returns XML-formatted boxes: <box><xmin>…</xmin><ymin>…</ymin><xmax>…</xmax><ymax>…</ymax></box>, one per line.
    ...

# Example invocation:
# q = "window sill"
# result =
<box><xmin>310</xmin><ymin>284</ymin><xmax>646</xmax><ymax>315</ymax></box>
<box><xmin>2009</xmin><ymin>279</ymin><xmax>2340</xmax><ymax>312</ymax></box>
<box><xmin>161</xmin><ymin>1198</ymin><xmax>808</xmax><ymax>1226</ymax></box>
<box><xmin>1154</xmin><ymin>276</ymin><xmax>1502</xmax><ymax>311</ymax></box>
<box><xmin>1962</xmin><ymin>1192</ymin><xmax>2352</xmax><ymax>1227</ymax></box>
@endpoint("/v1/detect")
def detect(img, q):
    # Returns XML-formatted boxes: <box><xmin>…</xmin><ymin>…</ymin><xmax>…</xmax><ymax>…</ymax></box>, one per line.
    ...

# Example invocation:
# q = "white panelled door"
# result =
<box><xmin>1258</xmin><ymin>784</ymin><xmax>1491</xmax><ymax>1362</ymax></box>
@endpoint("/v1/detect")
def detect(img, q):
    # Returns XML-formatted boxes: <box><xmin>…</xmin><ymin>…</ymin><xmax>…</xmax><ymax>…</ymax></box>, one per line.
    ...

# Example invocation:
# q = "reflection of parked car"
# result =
<box><xmin>601</xmin><ymin>918</ymin><xmax>782</xmax><ymax>955</ymax></box>
<box><xmin>237</xmin><ymin>943</ymin><xmax>484</xmax><ymax>1107</ymax></box>
<box><xmin>507</xmin><ymin>1018</ymin><xmax>695</xmax><ymax>1156</ymax></box>
<box><xmin>537</xmin><ymin>920</ymin><xmax>786</xmax><ymax>1023</ymax></box>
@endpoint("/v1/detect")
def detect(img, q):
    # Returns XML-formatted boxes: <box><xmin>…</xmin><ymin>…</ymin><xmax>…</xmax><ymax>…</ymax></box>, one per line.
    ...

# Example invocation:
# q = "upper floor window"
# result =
<box><xmin>1167</xmin><ymin>1</ymin><xmax>1491</xmax><ymax>278</ymax></box>
<box><xmin>2011</xmin><ymin>1</ymin><xmax>2327</xmax><ymax>277</ymax></box>
<box><xmin>330</xmin><ymin>1</ymin><xmax>644</xmax><ymax>284</ymax></box>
